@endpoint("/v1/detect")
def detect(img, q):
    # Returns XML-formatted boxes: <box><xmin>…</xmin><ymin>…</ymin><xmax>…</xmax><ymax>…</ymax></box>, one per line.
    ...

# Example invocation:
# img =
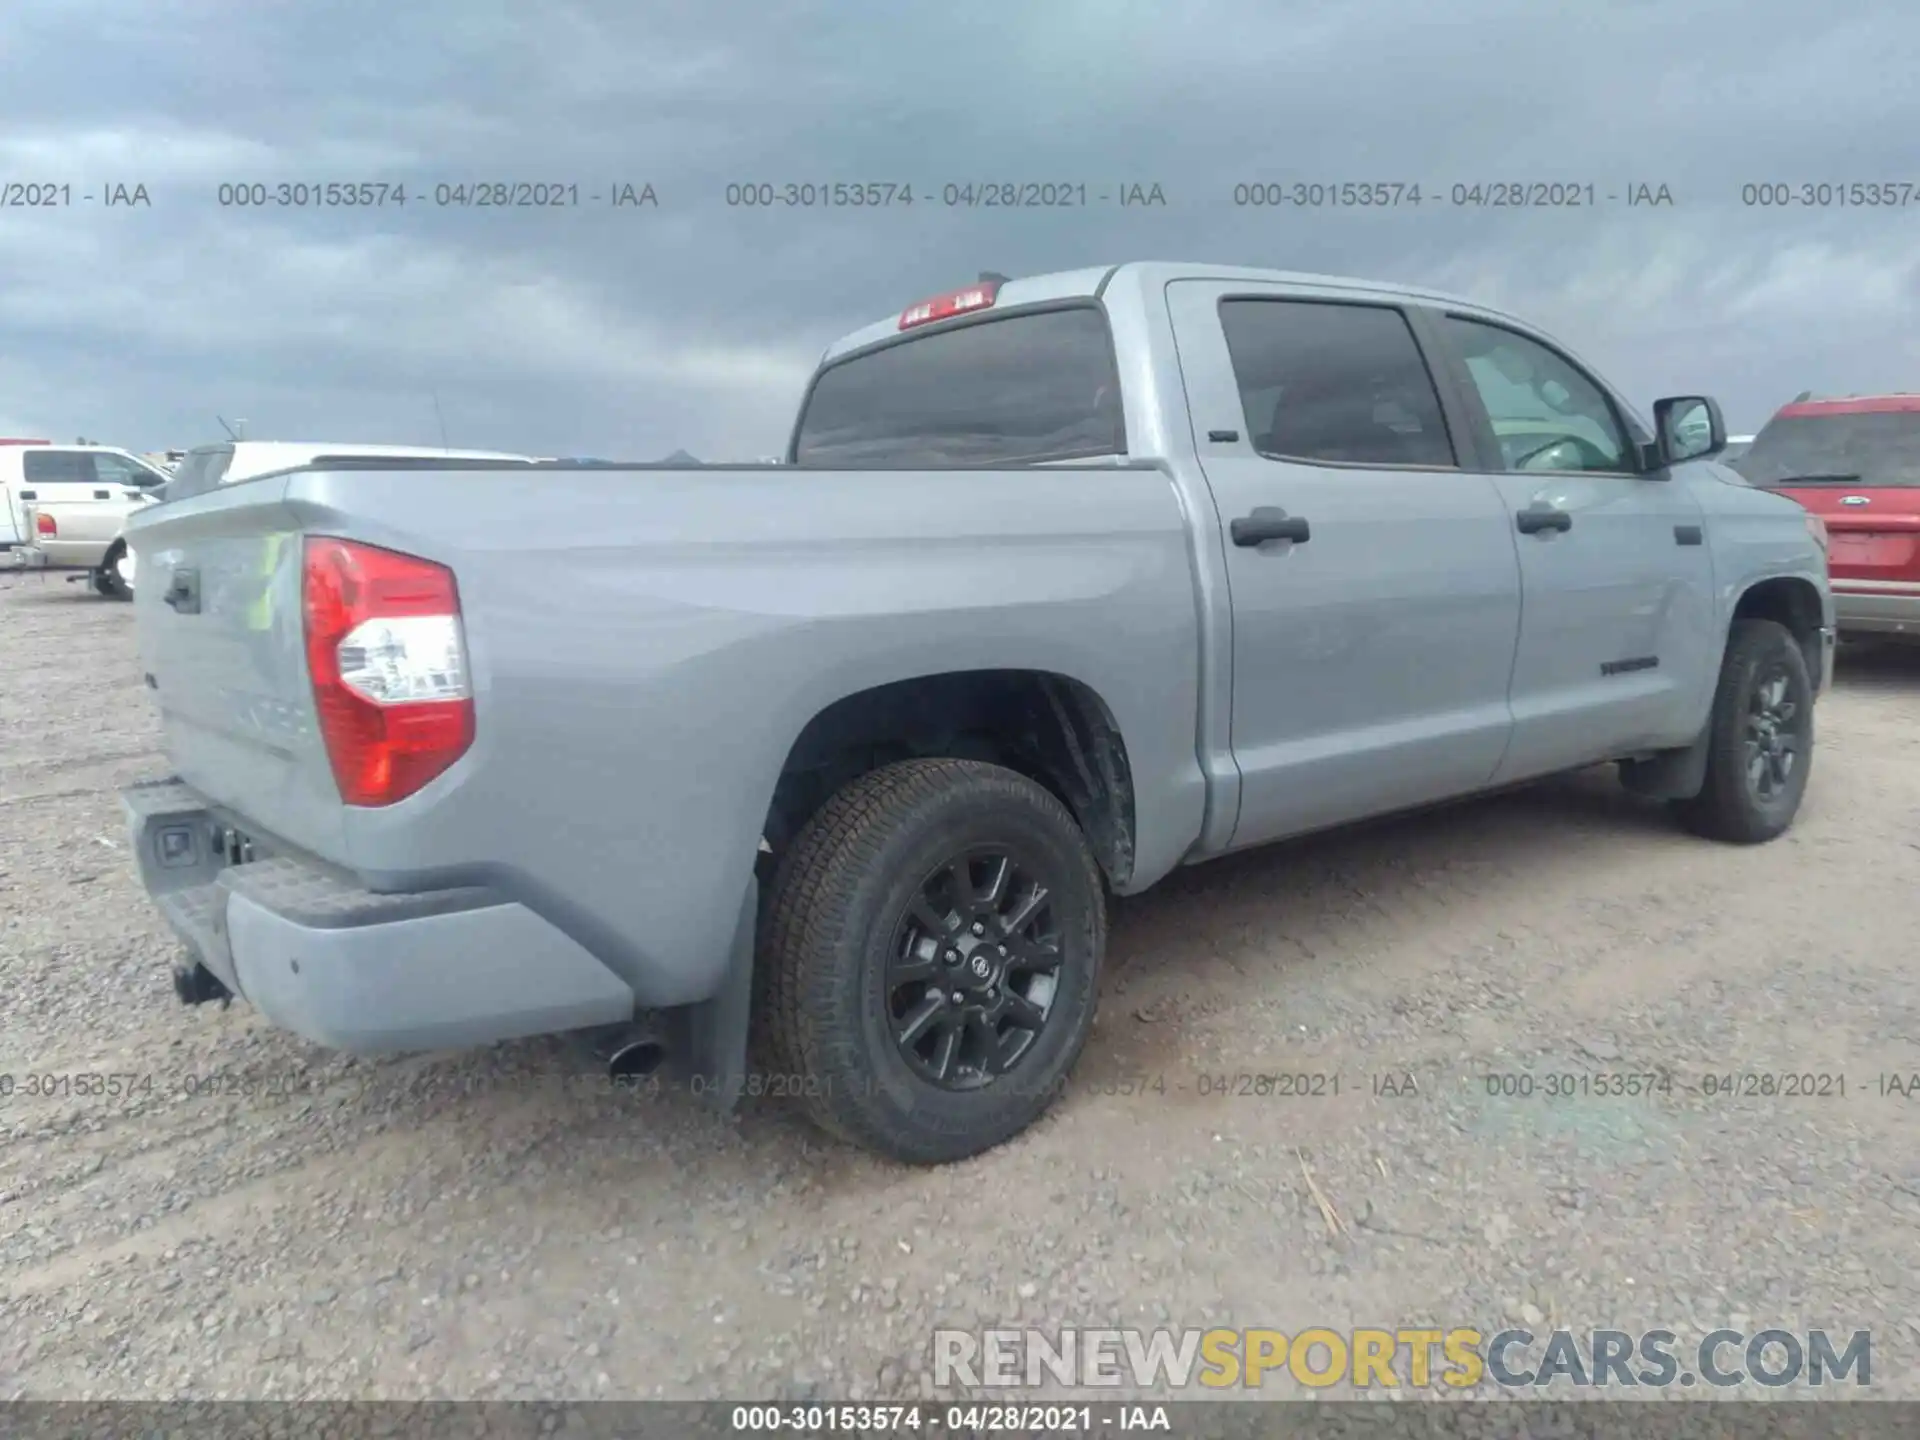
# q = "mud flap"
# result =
<box><xmin>673</xmin><ymin>874</ymin><xmax>756</xmax><ymax>1111</ymax></box>
<box><xmin>1618</xmin><ymin>725</ymin><xmax>1711</xmax><ymax>802</ymax></box>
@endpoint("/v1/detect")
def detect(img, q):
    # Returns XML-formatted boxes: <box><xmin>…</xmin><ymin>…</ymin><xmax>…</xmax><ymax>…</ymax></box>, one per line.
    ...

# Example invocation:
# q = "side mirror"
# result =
<box><xmin>1650</xmin><ymin>395</ymin><xmax>1726</xmax><ymax>466</ymax></box>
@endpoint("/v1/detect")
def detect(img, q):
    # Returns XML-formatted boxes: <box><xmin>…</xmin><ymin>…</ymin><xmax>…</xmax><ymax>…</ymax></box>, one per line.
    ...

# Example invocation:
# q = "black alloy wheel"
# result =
<box><xmin>886</xmin><ymin>845</ymin><xmax>1064</xmax><ymax>1090</ymax></box>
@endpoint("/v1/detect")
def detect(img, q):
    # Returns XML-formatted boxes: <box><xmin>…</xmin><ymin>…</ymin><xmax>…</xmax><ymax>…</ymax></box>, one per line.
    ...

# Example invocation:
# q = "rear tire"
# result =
<box><xmin>96</xmin><ymin>543</ymin><xmax>133</xmax><ymax>601</ymax></box>
<box><xmin>757</xmin><ymin>758</ymin><xmax>1106</xmax><ymax>1164</ymax></box>
<box><xmin>1673</xmin><ymin>618</ymin><xmax>1813</xmax><ymax>843</ymax></box>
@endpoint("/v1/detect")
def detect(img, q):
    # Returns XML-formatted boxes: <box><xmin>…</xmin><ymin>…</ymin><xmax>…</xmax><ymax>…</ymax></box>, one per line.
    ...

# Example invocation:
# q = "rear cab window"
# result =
<box><xmin>1216</xmin><ymin>299</ymin><xmax>1456</xmax><ymax>468</ymax></box>
<box><xmin>1734</xmin><ymin>406</ymin><xmax>1920</xmax><ymax>487</ymax></box>
<box><xmin>791</xmin><ymin>306</ymin><xmax>1126</xmax><ymax>465</ymax></box>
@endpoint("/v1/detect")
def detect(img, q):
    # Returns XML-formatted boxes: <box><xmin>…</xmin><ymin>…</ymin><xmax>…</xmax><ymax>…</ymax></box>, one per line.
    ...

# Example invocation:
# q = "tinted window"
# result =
<box><xmin>1733</xmin><ymin>410</ymin><xmax>1920</xmax><ymax>487</ymax></box>
<box><xmin>164</xmin><ymin>447</ymin><xmax>235</xmax><ymax>501</ymax></box>
<box><xmin>1218</xmin><ymin>300</ymin><xmax>1455</xmax><ymax>467</ymax></box>
<box><xmin>793</xmin><ymin>307</ymin><xmax>1124</xmax><ymax>465</ymax></box>
<box><xmin>22</xmin><ymin>450</ymin><xmax>95</xmax><ymax>484</ymax></box>
<box><xmin>1444</xmin><ymin>317</ymin><xmax>1632</xmax><ymax>473</ymax></box>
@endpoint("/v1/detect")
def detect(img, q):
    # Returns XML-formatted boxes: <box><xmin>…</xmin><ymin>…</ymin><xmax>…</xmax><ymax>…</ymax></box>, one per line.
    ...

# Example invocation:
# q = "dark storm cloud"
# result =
<box><xmin>1</xmin><ymin>0</ymin><xmax>1915</xmax><ymax>455</ymax></box>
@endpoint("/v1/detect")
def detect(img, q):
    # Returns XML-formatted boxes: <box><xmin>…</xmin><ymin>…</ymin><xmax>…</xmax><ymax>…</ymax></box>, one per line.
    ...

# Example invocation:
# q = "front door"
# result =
<box><xmin>1423</xmin><ymin>312</ymin><xmax>1718</xmax><ymax>781</ymax></box>
<box><xmin>1165</xmin><ymin>280</ymin><xmax>1524</xmax><ymax>850</ymax></box>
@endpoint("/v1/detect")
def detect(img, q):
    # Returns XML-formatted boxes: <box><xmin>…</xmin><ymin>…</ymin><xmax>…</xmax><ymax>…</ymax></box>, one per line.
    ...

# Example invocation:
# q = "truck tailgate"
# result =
<box><xmin>129</xmin><ymin>478</ymin><xmax>351</xmax><ymax>863</ymax></box>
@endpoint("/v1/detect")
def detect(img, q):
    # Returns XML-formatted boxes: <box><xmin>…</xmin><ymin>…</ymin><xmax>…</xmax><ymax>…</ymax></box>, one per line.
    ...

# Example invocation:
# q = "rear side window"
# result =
<box><xmin>793</xmin><ymin>307</ymin><xmax>1125</xmax><ymax>465</ymax></box>
<box><xmin>1735</xmin><ymin>410</ymin><xmax>1920</xmax><ymax>486</ymax></box>
<box><xmin>162</xmin><ymin>447</ymin><xmax>235</xmax><ymax>502</ymax></box>
<box><xmin>22</xmin><ymin>450</ymin><xmax>96</xmax><ymax>484</ymax></box>
<box><xmin>1219</xmin><ymin>300</ymin><xmax>1456</xmax><ymax>468</ymax></box>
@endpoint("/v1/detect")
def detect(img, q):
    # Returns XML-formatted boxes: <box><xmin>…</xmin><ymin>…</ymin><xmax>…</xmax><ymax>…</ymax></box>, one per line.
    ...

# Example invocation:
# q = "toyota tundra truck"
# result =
<box><xmin>119</xmin><ymin>262</ymin><xmax>1835</xmax><ymax>1164</ymax></box>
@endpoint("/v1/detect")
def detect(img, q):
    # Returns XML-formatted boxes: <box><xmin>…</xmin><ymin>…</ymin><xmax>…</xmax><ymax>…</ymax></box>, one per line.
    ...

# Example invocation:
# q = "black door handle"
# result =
<box><xmin>93</xmin><ymin>489</ymin><xmax>111</xmax><ymax>499</ymax></box>
<box><xmin>1516</xmin><ymin>505</ymin><xmax>1572</xmax><ymax>535</ymax></box>
<box><xmin>1674</xmin><ymin>524</ymin><xmax>1703</xmax><ymax>546</ymax></box>
<box><xmin>1231</xmin><ymin>507</ymin><xmax>1311</xmax><ymax>547</ymax></box>
<box><xmin>164</xmin><ymin>567</ymin><xmax>200</xmax><ymax>613</ymax></box>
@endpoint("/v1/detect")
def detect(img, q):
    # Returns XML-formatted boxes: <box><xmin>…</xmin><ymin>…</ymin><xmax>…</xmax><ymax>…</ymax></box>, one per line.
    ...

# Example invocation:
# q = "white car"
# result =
<box><xmin>2</xmin><ymin>441</ymin><xmax>172</xmax><ymax>551</ymax></box>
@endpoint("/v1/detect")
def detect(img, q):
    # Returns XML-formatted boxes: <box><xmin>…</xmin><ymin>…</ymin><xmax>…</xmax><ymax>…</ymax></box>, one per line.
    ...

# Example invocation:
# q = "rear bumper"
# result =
<box><xmin>121</xmin><ymin>777</ymin><xmax>635</xmax><ymax>1053</ymax></box>
<box><xmin>1832</xmin><ymin>587</ymin><xmax>1920</xmax><ymax>637</ymax></box>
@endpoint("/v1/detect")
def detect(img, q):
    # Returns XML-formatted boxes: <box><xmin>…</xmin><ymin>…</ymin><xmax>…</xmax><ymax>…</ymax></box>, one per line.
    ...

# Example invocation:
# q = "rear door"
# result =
<box><xmin>1418</xmin><ymin>310</ymin><xmax>1718</xmax><ymax>779</ymax></box>
<box><xmin>1164</xmin><ymin>281</ymin><xmax>1523</xmax><ymax>849</ymax></box>
<box><xmin>1734</xmin><ymin>403</ymin><xmax>1920</xmax><ymax>632</ymax></box>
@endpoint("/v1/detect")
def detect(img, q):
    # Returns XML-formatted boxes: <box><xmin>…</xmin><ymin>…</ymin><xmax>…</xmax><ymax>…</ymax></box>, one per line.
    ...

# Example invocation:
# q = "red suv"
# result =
<box><xmin>1732</xmin><ymin>394</ymin><xmax>1920</xmax><ymax>640</ymax></box>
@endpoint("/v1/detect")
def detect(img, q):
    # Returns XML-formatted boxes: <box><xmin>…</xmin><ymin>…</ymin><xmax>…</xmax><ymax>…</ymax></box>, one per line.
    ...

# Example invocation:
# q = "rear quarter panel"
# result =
<box><xmin>284</xmin><ymin>464</ymin><xmax>1210</xmax><ymax>1007</ymax></box>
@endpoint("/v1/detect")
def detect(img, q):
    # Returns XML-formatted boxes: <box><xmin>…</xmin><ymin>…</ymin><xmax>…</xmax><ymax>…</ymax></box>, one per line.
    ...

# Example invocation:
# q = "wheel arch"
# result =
<box><xmin>760</xmin><ymin>668</ymin><xmax>1138</xmax><ymax>891</ymax></box>
<box><xmin>1729</xmin><ymin>574</ymin><xmax>1825</xmax><ymax>691</ymax></box>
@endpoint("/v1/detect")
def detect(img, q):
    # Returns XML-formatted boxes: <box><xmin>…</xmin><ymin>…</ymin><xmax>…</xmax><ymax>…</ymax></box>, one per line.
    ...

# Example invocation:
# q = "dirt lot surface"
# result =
<box><xmin>2</xmin><ymin>571</ymin><xmax>1917</xmax><ymax>1404</ymax></box>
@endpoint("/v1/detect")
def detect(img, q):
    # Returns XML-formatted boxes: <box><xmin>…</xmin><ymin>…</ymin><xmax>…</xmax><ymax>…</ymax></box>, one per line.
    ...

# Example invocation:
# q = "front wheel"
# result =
<box><xmin>1673</xmin><ymin>618</ymin><xmax>1814</xmax><ymax>843</ymax></box>
<box><xmin>757</xmin><ymin>758</ymin><xmax>1106</xmax><ymax>1164</ymax></box>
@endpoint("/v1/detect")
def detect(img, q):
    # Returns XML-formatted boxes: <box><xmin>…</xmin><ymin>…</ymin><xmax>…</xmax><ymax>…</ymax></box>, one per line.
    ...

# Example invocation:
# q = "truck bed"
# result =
<box><xmin>125</xmin><ymin>459</ymin><xmax>1209</xmax><ymax>1022</ymax></box>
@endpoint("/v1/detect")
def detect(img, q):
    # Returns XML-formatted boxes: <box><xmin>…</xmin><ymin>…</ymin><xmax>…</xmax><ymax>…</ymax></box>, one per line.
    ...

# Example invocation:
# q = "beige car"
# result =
<box><xmin>17</xmin><ymin>484</ymin><xmax>160</xmax><ymax>598</ymax></box>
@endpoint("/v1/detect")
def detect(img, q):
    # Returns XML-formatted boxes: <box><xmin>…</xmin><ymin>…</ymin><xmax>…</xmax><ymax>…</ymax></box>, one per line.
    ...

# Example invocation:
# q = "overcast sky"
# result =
<box><xmin>2</xmin><ymin>0</ymin><xmax>1916</xmax><ymax>458</ymax></box>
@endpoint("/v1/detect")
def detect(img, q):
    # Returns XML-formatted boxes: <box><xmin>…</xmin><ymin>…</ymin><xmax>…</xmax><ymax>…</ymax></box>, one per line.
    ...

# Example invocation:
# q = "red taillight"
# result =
<box><xmin>899</xmin><ymin>280</ymin><xmax>1002</xmax><ymax>330</ymax></box>
<box><xmin>301</xmin><ymin>537</ymin><xmax>473</xmax><ymax>807</ymax></box>
<box><xmin>34</xmin><ymin>511</ymin><xmax>56</xmax><ymax>536</ymax></box>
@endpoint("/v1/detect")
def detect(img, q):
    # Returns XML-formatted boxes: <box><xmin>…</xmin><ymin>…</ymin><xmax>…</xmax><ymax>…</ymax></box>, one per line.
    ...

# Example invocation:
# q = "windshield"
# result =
<box><xmin>1732</xmin><ymin>410</ymin><xmax>1920</xmax><ymax>487</ymax></box>
<box><xmin>792</xmin><ymin>306</ymin><xmax>1125</xmax><ymax>465</ymax></box>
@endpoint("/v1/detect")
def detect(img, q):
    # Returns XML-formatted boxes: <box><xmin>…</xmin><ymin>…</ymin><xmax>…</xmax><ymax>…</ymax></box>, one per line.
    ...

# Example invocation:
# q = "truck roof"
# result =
<box><xmin>818</xmin><ymin>261</ymin><xmax>1513</xmax><ymax>363</ymax></box>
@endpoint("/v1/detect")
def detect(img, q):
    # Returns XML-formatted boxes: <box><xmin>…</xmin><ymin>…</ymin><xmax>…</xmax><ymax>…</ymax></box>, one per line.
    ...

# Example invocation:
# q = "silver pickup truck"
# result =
<box><xmin>121</xmin><ymin>261</ymin><xmax>1834</xmax><ymax>1164</ymax></box>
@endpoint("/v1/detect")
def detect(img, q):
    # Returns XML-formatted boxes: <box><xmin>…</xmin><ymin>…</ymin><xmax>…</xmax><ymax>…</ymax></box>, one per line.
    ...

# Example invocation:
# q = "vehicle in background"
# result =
<box><xmin>121</xmin><ymin>262</ymin><xmax>1831</xmax><ymax>1165</ymax></box>
<box><xmin>1720</xmin><ymin>434</ymin><xmax>1755</xmax><ymax>463</ymax></box>
<box><xmin>1731</xmin><ymin>395</ymin><xmax>1920</xmax><ymax>640</ymax></box>
<box><xmin>160</xmin><ymin>442</ymin><xmax>538</xmax><ymax>504</ymax></box>
<box><xmin>1</xmin><ymin>442</ymin><xmax>171</xmax><ymax>567</ymax></box>
<box><xmin>19</xmin><ymin>488</ymin><xmax>164</xmax><ymax>598</ymax></box>
<box><xmin>21</xmin><ymin>443</ymin><xmax>536</xmax><ymax>600</ymax></box>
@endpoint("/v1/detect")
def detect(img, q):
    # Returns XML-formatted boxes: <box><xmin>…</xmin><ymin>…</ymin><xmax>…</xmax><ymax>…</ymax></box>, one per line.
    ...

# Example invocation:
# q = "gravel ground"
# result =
<box><xmin>2</xmin><ymin>569</ymin><xmax>1917</xmax><ymax>1405</ymax></box>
